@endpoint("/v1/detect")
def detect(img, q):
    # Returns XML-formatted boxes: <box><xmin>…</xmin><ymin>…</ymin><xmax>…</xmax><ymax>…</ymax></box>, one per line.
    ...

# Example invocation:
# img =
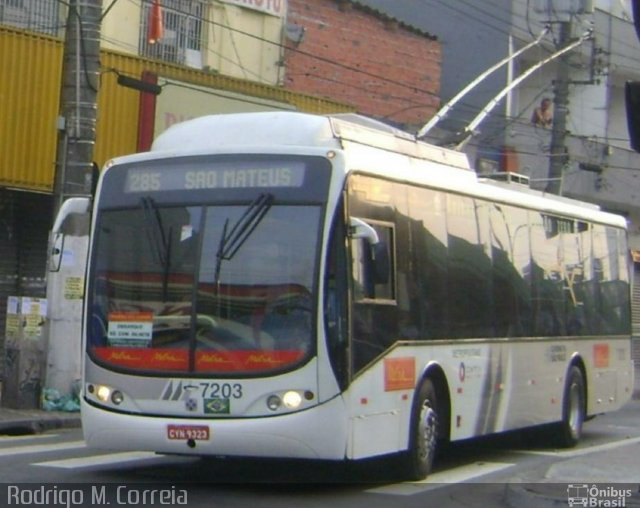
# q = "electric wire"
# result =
<box><xmin>36</xmin><ymin>0</ymin><xmax>640</xmax><ymax>121</ymax></box>
<box><xmin>31</xmin><ymin>0</ymin><xmax>640</xmax><ymax>169</ymax></box>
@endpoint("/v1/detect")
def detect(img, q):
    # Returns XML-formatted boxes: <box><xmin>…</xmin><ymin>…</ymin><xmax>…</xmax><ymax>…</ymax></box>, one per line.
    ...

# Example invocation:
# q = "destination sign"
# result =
<box><xmin>124</xmin><ymin>162</ymin><xmax>306</xmax><ymax>193</ymax></box>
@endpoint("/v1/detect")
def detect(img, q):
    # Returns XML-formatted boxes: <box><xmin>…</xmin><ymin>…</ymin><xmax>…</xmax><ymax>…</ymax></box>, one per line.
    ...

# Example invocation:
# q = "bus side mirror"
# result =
<box><xmin>349</xmin><ymin>217</ymin><xmax>379</xmax><ymax>244</ymax></box>
<box><xmin>50</xmin><ymin>232</ymin><xmax>65</xmax><ymax>273</ymax></box>
<box><xmin>349</xmin><ymin>217</ymin><xmax>390</xmax><ymax>287</ymax></box>
<box><xmin>50</xmin><ymin>197</ymin><xmax>91</xmax><ymax>272</ymax></box>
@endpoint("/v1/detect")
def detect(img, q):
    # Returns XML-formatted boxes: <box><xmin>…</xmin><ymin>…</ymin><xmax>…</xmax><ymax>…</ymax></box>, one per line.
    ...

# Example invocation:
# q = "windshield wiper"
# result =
<box><xmin>141</xmin><ymin>196</ymin><xmax>172</xmax><ymax>300</ymax></box>
<box><xmin>213</xmin><ymin>193</ymin><xmax>273</xmax><ymax>283</ymax></box>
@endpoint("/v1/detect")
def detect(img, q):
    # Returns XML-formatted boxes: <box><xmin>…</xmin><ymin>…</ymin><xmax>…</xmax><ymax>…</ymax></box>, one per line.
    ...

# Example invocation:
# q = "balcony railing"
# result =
<box><xmin>139</xmin><ymin>0</ymin><xmax>205</xmax><ymax>68</ymax></box>
<box><xmin>0</xmin><ymin>0</ymin><xmax>60</xmax><ymax>36</ymax></box>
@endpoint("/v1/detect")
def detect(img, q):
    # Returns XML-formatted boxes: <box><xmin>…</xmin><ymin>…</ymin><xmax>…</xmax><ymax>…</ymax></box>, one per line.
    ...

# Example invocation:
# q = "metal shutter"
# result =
<box><xmin>0</xmin><ymin>190</ymin><xmax>50</xmax><ymax>381</ymax></box>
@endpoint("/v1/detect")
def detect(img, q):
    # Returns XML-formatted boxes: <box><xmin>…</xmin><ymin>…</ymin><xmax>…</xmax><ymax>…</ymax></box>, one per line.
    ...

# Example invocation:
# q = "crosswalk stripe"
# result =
<box><xmin>0</xmin><ymin>434</ymin><xmax>59</xmax><ymax>442</ymax></box>
<box><xmin>365</xmin><ymin>461</ymin><xmax>514</xmax><ymax>496</ymax></box>
<box><xmin>0</xmin><ymin>440</ymin><xmax>86</xmax><ymax>457</ymax></box>
<box><xmin>33</xmin><ymin>451</ymin><xmax>160</xmax><ymax>469</ymax></box>
<box><xmin>515</xmin><ymin>435</ymin><xmax>640</xmax><ymax>458</ymax></box>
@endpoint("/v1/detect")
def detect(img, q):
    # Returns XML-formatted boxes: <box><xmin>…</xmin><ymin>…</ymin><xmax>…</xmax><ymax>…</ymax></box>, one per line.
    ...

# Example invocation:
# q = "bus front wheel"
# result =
<box><xmin>402</xmin><ymin>378</ymin><xmax>439</xmax><ymax>480</ymax></box>
<box><xmin>556</xmin><ymin>365</ymin><xmax>585</xmax><ymax>448</ymax></box>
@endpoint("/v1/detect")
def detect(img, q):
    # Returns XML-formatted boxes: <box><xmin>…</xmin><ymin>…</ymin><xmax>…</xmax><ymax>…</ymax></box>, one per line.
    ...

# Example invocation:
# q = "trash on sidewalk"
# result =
<box><xmin>41</xmin><ymin>382</ymin><xmax>80</xmax><ymax>412</ymax></box>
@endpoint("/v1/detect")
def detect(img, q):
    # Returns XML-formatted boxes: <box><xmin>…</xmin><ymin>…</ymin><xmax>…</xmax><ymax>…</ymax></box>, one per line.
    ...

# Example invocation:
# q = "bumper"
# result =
<box><xmin>81</xmin><ymin>396</ymin><xmax>348</xmax><ymax>460</ymax></box>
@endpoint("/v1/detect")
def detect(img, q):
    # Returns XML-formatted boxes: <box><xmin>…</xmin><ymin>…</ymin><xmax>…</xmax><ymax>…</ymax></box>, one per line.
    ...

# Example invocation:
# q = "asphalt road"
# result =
<box><xmin>0</xmin><ymin>400</ymin><xmax>638</xmax><ymax>508</ymax></box>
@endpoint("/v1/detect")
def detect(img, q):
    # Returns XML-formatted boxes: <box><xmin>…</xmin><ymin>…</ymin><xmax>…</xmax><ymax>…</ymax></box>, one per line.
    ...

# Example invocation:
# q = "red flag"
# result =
<box><xmin>147</xmin><ymin>0</ymin><xmax>164</xmax><ymax>45</ymax></box>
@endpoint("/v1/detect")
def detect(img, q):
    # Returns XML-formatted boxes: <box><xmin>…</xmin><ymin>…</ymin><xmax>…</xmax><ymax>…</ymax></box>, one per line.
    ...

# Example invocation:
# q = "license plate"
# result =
<box><xmin>167</xmin><ymin>424</ymin><xmax>210</xmax><ymax>441</ymax></box>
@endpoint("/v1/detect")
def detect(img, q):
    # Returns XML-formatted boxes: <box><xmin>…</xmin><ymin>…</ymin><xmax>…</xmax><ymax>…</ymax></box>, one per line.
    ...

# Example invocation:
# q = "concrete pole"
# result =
<box><xmin>53</xmin><ymin>0</ymin><xmax>102</xmax><ymax>215</ymax></box>
<box><xmin>44</xmin><ymin>0</ymin><xmax>101</xmax><ymax>400</ymax></box>
<box><xmin>546</xmin><ymin>21</ymin><xmax>572</xmax><ymax>195</ymax></box>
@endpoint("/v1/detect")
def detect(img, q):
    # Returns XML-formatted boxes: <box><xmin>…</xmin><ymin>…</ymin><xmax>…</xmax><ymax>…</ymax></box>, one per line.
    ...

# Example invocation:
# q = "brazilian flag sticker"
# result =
<box><xmin>204</xmin><ymin>398</ymin><xmax>230</xmax><ymax>414</ymax></box>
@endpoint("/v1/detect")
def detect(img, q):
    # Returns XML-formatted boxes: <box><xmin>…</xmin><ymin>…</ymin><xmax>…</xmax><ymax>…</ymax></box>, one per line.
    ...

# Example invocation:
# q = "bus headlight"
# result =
<box><xmin>282</xmin><ymin>391</ymin><xmax>303</xmax><ymax>409</ymax></box>
<box><xmin>265</xmin><ymin>390</ymin><xmax>313</xmax><ymax>412</ymax></box>
<box><xmin>96</xmin><ymin>385</ymin><xmax>111</xmax><ymax>403</ymax></box>
<box><xmin>93</xmin><ymin>384</ymin><xmax>124</xmax><ymax>405</ymax></box>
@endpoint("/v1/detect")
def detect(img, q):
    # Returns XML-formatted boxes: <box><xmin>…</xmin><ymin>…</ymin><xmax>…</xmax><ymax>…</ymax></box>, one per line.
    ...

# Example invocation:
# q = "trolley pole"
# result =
<box><xmin>53</xmin><ymin>0</ymin><xmax>102</xmax><ymax>216</ymax></box>
<box><xmin>546</xmin><ymin>20</ymin><xmax>572</xmax><ymax>195</ymax></box>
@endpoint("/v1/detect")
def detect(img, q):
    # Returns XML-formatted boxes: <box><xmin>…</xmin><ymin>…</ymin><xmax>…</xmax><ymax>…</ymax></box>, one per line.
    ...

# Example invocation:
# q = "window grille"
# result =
<box><xmin>0</xmin><ymin>0</ymin><xmax>60</xmax><ymax>36</ymax></box>
<box><xmin>140</xmin><ymin>0</ymin><xmax>205</xmax><ymax>67</ymax></box>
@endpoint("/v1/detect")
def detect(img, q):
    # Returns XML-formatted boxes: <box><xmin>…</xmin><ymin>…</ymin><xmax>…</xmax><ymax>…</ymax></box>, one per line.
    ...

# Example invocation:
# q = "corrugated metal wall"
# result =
<box><xmin>0</xmin><ymin>27</ymin><xmax>62</xmax><ymax>192</ymax></box>
<box><xmin>0</xmin><ymin>25</ymin><xmax>352</xmax><ymax>190</ymax></box>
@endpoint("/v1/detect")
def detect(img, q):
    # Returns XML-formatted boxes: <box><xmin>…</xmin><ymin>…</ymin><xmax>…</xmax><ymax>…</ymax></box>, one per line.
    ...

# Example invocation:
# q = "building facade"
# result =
<box><xmin>283</xmin><ymin>0</ymin><xmax>441</xmax><ymax>130</ymax></box>
<box><xmin>0</xmin><ymin>0</ymin><xmax>441</xmax><ymax>378</ymax></box>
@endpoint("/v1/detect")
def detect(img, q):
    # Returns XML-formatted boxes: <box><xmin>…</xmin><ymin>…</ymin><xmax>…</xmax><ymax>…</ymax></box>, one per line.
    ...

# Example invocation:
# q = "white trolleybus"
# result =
<box><xmin>75</xmin><ymin>112</ymin><xmax>634</xmax><ymax>480</ymax></box>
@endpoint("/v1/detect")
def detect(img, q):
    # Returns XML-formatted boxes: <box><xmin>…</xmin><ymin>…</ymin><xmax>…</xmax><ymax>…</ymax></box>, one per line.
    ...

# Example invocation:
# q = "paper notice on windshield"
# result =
<box><xmin>108</xmin><ymin>312</ymin><xmax>153</xmax><ymax>347</ymax></box>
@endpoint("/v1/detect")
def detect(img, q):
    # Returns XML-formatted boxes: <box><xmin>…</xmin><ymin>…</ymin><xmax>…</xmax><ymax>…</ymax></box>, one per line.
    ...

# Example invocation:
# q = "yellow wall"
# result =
<box><xmin>0</xmin><ymin>28</ymin><xmax>62</xmax><ymax>192</ymax></box>
<box><xmin>209</xmin><ymin>3</ymin><xmax>284</xmax><ymax>84</ymax></box>
<box><xmin>100</xmin><ymin>0</ymin><xmax>140</xmax><ymax>55</ymax></box>
<box><xmin>0</xmin><ymin>26</ymin><xmax>351</xmax><ymax>193</ymax></box>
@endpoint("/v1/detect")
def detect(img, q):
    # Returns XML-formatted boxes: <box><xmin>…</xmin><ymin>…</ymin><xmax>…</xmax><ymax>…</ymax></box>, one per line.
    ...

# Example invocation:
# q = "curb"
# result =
<box><xmin>0</xmin><ymin>412</ymin><xmax>81</xmax><ymax>435</ymax></box>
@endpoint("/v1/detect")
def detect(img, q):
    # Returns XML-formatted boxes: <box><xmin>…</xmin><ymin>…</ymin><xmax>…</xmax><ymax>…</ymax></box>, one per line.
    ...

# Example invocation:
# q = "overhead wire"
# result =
<box><xmin>9</xmin><ymin>0</ymin><xmax>640</xmax><ymax>173</ymax></box>
<box><xmin>158</xmin><ymin>0</ymin><xmax>640</xmax><ymax>172</ymax></box>
<box><xmin>429</xmin><ymin>4</ymin><xmax>619</xmax><ymax>141</ymax></box>
<box><xmin>50</xmin><ymin>0</ymin><xmax>442</xmax><ymax>117</ymax></box>
<box><xmin>107</xmin><ymin>0</ymin><xmax>442</xmax><ymax>100</ymax></box>
<box><xmin>411</xmin><ymin>1</ymin><xmax>640</xmax><ymax>171</ymax></box>
<box><xmin>42</xmin><ymin>0</ymin><xmax>640</xmax><ymax>165</ymax></box>
<box><xmin>33</xmin><ymin>0</ymin><xmax>640</xmax><ymax>101</ymax></box>
<box><xmin>45</xmin><ymin>0</ymin><xmax>640</xmax><ymax>123</ymax></box>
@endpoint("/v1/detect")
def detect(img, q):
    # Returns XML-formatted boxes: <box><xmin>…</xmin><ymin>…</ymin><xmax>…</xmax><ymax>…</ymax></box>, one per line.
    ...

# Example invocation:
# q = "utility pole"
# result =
<box><xmin>44</xmin><ymin>0</ymin><xmax>101</xmax><ymax>399</ymax></box>
<box><xmin>545</xmin><ymin>20</ymin><xmax>572</xmax><ymax>195</ymax></box>
<box><xmin>53</xmin><ymin>0</ymin><xmax>102</xmax><ymax>215</ymax></box>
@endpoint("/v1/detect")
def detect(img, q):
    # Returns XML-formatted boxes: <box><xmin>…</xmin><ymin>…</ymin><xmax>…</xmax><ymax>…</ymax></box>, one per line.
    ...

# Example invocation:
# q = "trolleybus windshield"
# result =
<box><xmin>87</xmin><ymin>155</ymin><xmax>330</xmax><ymax>376</ymax></box>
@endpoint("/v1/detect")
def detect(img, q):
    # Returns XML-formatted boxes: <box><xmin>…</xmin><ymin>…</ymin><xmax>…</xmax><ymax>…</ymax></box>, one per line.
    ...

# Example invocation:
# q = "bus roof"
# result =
<box><xmin>138</xmin><ymin>112</ymin><xmax>626</xmax><ymax>229</ymax></box>
<box><xmin>151</xmin><ymin>111</ymin><xmax>471</xmax><ymax>171</ymax></box>
<box><xmin>152</xmin><ymin>111</ymin><xmax>341</xmax><ymax>154</ymax></box>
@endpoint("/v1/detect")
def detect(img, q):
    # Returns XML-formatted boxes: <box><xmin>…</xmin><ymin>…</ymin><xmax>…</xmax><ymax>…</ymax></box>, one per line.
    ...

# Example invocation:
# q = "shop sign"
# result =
<box><xmin>219</xmin><ymin>0</ymin><xmax>286</xmax><ymax>18</ymax></box>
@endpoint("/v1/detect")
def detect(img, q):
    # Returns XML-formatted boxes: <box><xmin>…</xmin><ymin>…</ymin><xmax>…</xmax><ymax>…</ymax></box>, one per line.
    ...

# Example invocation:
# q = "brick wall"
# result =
<box><xmin>284</xmin><ymin>0</ymin><xmax>441</xmax><ymax>129</ymax></box>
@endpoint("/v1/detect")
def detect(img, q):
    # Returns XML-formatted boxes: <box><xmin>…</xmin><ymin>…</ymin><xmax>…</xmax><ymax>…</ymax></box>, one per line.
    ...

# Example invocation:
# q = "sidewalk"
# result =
<box><xmin>0</xmin><ymin>406</ymin><xmax>80</xmax><ymax>434</ymax></box>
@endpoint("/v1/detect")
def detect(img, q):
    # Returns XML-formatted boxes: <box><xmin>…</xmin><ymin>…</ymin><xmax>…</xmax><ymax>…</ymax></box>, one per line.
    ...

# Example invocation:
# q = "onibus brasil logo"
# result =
<box><xmin>567</xmin><ymin>484</ymin><xmax>635</xmax><ymax>507</ymax></box>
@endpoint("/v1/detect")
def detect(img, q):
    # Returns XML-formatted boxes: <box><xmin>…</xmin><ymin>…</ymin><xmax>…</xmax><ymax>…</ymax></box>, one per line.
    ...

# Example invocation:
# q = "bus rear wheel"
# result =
<box><xmin>402</xmin><ymin>378</ymin><xmax>439</xmax><ymax>480</ymax></box>
<box><xmin>556</xmin><ymin>365</ymin><xmax>585</xmax><ymax>448</ymax></box>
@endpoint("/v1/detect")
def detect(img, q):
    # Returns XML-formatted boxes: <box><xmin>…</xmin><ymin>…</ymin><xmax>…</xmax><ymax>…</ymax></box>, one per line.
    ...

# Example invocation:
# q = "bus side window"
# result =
<box><xmin>350</xmin><ymin>218</ymin><xmax>395</xmax><ymax>302</ymax></box>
